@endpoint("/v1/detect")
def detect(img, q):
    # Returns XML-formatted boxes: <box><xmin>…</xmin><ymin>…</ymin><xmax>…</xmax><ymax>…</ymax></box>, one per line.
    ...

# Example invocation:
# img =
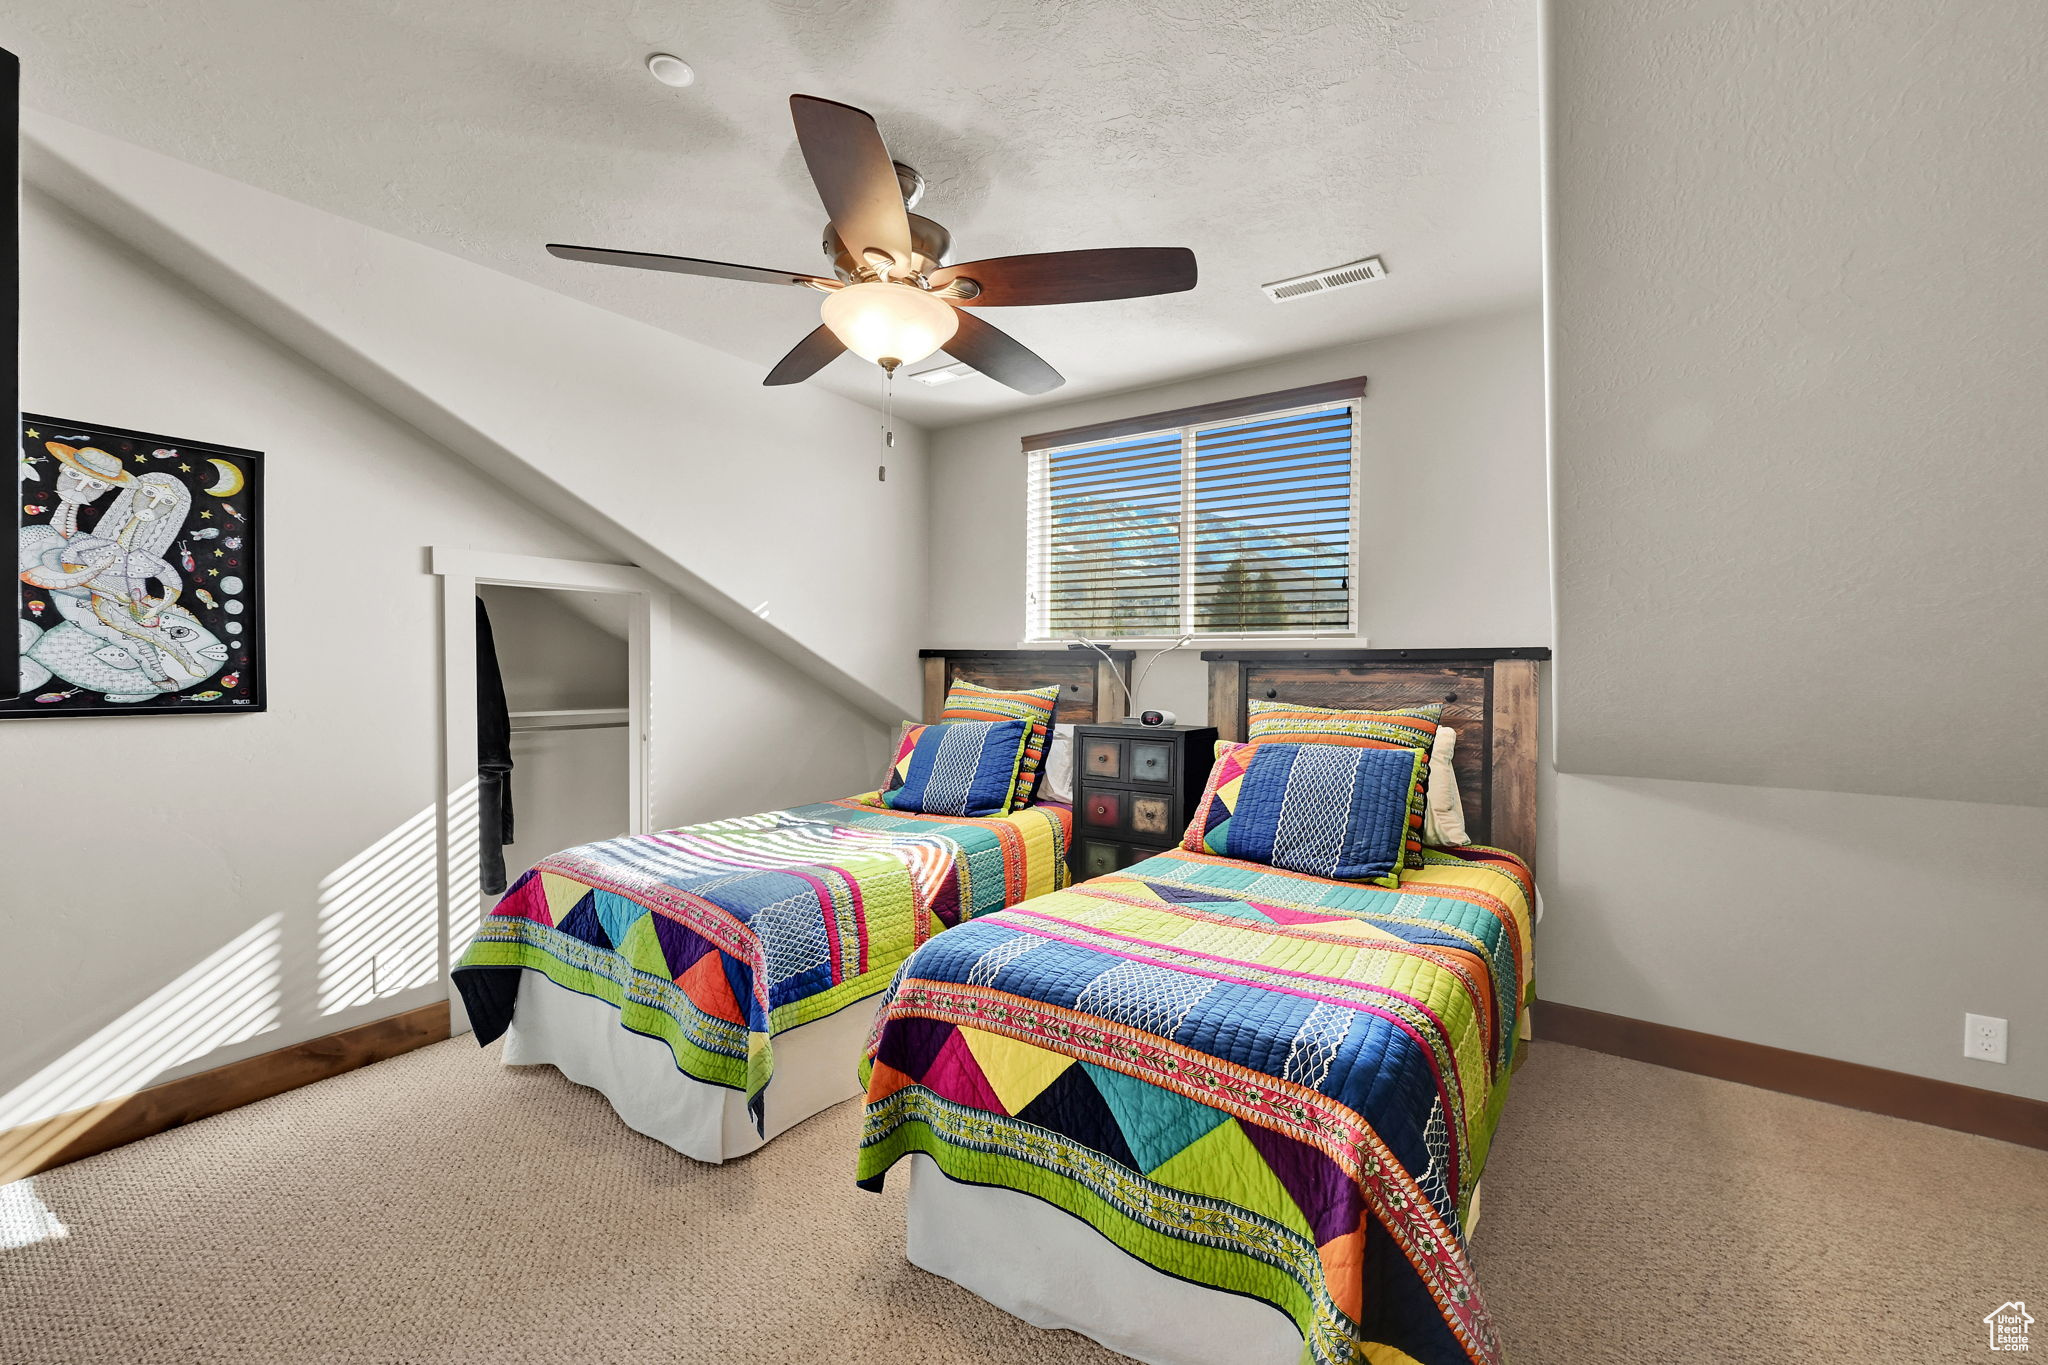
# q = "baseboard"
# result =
<box><xmin>0</xmin><ymin>1000</ymin><xmax>451</xmax><ymax>1183</ymax></box>
<box><xmin>1536</xmin><ymin>1000</ymin><xmax>2047</xmax><ymax>1151</ymax></box>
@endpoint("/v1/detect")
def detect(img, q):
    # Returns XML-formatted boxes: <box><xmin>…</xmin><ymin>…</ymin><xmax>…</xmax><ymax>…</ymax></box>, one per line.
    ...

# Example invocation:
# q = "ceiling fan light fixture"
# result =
<box><xmin>819</xmin><ymin>281</ymin><xmax>957</xmax><ymax>370</ymax></box>
<box><xmin>547</xmin><ymin>95</ymin><xmax>1187</xmax><ymax>393</ymax></box>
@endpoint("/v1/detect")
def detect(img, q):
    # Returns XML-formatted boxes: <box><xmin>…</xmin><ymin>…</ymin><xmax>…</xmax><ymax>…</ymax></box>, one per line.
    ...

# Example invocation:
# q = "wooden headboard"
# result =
<box><xmin>919</xmin><ymin>648</ymin><xmax>1135</xmax><ymax>726</ymax></box>
<box><xmin>1204</xmin><ymin>648</ymin><xmax>1549</xmax><ymax>865</ymax></box>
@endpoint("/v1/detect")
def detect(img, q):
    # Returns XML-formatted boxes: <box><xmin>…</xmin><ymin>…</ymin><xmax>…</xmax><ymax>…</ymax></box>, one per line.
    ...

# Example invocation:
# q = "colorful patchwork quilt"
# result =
<box><xmin>454</xmin><ymin>796</ymin><xmax>1070</xmax><ymax>1126</ymax></box>
<box><xmin>857</xmin><ymin>844</ymin><xmax>1533</xmax><ymax>1365</ymax></box>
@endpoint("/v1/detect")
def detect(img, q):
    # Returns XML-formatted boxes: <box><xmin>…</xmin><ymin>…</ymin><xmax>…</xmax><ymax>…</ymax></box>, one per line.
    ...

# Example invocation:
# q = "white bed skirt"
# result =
<box><xmin>904</xmin><ymin>1152</ymin><xmax>1305</xmax><ymax>1365</ymax></box>
<box><xmin>502</xmin><ymin>971</ymin><xmax>877</xmax><ymax>1163</ymax></box>
<box><xmin>904</xmin><ymin>1154</ymin><xmax>1486</xmax><ymax>1365</ymax></box>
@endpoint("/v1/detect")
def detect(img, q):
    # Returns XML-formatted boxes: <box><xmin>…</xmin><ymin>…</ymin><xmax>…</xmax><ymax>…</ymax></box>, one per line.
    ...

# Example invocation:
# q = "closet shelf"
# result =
<box><xmin>508</xmin><ymin>707</ymin><xmax>630</xmax><ymax>732</ymax></box>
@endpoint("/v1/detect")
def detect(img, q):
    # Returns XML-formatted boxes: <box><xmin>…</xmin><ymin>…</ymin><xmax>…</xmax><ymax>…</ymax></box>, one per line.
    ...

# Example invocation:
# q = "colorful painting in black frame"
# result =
<box><xmin>11</xmin><ymin>414</ymin><xmax>264</xmax><ymax>718</ymax></box>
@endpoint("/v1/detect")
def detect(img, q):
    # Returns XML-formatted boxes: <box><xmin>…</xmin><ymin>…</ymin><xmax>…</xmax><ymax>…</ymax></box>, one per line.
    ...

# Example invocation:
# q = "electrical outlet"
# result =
<box><xmin>1964</xmin><ymin>1013</ymin><xmax>2008</xmax><ymax>1064</ymax></box>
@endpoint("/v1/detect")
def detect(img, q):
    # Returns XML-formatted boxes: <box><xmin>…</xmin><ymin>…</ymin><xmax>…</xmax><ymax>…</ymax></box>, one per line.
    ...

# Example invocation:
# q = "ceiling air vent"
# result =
<box><xmin>1260</xmin><ymin>255</ymin><xmax>1387</xmax><ymax>304</ymax></box>
<box><xmin>907</xmin><ymin>360</ymin><xmax>976</xmax><ymax>387</ymax></box>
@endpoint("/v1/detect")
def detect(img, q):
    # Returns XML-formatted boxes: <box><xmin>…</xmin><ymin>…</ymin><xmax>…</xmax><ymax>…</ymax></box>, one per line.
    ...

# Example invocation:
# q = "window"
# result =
<box><xmin>1024</xmin><ymin>377</ymin><xmax>1362</xmax><ymax>641</ymax></box>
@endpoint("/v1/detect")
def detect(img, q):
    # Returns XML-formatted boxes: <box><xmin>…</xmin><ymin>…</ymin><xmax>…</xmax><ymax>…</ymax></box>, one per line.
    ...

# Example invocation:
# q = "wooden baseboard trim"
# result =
<box><xmin>0</xmin><ymin>1000</ymin><xmax>451</xmax><ymax>1183</ymax></box>
<box><xmin>1537</xmin><ymin>1000</ymin><xmax>2047</xmax><ymax>1151</ymax></box>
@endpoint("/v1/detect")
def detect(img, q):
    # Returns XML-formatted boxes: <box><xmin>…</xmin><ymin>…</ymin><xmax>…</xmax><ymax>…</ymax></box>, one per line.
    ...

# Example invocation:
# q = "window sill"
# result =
<box><xmin>1020</xmin><ymin>634</ymin><xmax>1367</xmax><ymax>649</ymax></box>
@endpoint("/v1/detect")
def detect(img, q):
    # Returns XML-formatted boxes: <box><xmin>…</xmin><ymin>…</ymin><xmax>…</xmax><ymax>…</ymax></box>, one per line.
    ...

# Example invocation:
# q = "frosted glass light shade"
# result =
<box><xmin>819</xmin><ymin>282</ymin><xmax>959</xmax><ymax>369</ymax></box>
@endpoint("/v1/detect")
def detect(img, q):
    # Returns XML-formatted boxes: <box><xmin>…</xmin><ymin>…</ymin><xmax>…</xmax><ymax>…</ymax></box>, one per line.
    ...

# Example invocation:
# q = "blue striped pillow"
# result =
<box><xmin>1221</xmin><ymin>742</ymin><xmax>1424</xmax><ymax>887</ymax></box>
<box><xmin>880</xmin><ymin>719</ymin><xmax>1031</xmax><ymax>817</ymax></box>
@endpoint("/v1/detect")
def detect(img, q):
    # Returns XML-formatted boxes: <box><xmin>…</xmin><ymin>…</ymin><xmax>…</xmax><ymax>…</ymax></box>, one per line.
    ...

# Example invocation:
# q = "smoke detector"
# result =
<box><xmin>1260</xmin><ymin>255</ymin><xmax>1387</xmax><ymax>304</ymax></box>
<box><xmin>645</xmin><ymin>53</ymin><xmax>696</xmax><ymax>87</ymax></box>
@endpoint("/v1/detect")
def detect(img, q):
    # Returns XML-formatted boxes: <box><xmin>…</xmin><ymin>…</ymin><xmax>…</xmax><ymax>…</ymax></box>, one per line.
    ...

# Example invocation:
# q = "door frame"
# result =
<box><xmin>431</xmin><ymin>547</ymin><xmax>665</xmax><ymax>1031</ymax></box>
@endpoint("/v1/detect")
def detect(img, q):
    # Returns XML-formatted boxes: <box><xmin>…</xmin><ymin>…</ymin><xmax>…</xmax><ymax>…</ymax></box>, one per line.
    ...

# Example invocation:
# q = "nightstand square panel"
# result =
<box><xmin>1131</xmin><ymin>740</ymin><xmax>1174</xmax><ymax>784</ymax></box>
<box><xmin>1081</xmin><ymin>791</ymin><xmax>1123</xmax><ymax>832</ymax></box>
<box><xmin>1130</xmin><ymin>795</ymin><xmax>1172</xmax><ymax>837</ymax></box>
<box><xmin>1075</xmin><ymin>840</ymin><xmax>1124</xmax><ymax>879</ymax></box>
<box><xmin>1084</xmin><ymin>738</ymin><xmax>1124</xmax><ymax>780</ymax></box>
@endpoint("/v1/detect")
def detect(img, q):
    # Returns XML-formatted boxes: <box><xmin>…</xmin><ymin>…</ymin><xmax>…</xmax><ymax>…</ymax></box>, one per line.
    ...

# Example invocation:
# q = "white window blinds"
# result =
<box><xmin>1025</xmin><ymin>382</ymin><xmax>1360</xmax><ymax>640</ymax></box>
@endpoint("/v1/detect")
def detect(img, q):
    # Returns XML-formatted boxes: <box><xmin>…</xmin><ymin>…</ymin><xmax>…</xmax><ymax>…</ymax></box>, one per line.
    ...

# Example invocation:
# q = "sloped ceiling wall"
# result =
<box><xmin>1548</xmin><ymin>1</ymin><xmax>2048</xmax><ymax>805</ymax></box>
<box><xmin>22</xmin><ymin>112</ymin><xmax>927</xmax><ymax>725</ymax></box>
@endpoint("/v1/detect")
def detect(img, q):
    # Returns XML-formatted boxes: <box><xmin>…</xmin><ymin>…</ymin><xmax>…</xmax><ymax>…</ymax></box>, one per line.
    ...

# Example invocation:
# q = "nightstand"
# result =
<box><xmin>1069</xmin><ymin>723</ymin><xmax>1219</xmax><ymax>880</ymax></box>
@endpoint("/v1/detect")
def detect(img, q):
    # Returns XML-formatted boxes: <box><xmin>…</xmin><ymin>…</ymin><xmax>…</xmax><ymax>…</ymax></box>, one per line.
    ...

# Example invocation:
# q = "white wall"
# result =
<box><xmin>1542</xmin><ymin>0</ymin><xmax>2048</xmax><ymax>1101</ymax></box>
<box><xmin>1541</xmin><ymin>770</ymin><xmax>2048</xmax><ymax>1099</ymax></box>
<box><xmin>495</xmin><ymin>726</ymin><xmax>631</xmax><ymax>894</ymax></box>
<box><xmin>472</xmin><ymin>581</ymin><xmax>895</xmax><ymax>833</ymax></box>
<box><xmin>1546</xmin><ymin>1</ymin><xmax>2048</xmax><ymax>806</ymax></box>
<box><xmin>646</xmin><ymin>589</ymin><xmax>893</xmax><ymax>829</ymax></box>
<box><xmin>0</xmin><ymin>190</ymin><xmax>895</xmax><ymax>1125</ymax></box>
<box><xmin>925</xmin><ymin>306</ymin><xmax>1551</xmax><ymax>717</ymax></box>
<box><xmin>477</xmin><ymin>585</ymin><xmax>629</xmax><ymax>713</ymax></box>
<box><xmin>24</xmin><ymin>111</ymin><xmax>930</xmax><ymax>726</ymax></box>
<box><xmin>927</xmin><ymin>263</ymin><xmax>2048</xmax><ymax>1105</ymax></box>
<box><xmin>0</xmin><ymin>191</ymin><xmax>599</xmax><ymax>1113</ymax></box>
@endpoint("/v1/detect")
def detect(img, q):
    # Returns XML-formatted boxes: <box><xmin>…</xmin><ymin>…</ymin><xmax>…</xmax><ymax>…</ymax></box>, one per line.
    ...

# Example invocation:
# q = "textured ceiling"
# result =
<box><xmin>3</xmin><ymin>0</ymin><xmax>1538</xmax><ymax>424</ymax></box>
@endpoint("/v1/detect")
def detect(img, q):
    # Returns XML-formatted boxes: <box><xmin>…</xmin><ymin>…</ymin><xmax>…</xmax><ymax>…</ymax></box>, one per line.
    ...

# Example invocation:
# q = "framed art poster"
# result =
<box><xmin>11</xmin><ymin>414</ymin><xmax>264</xmax><ymax>718</ymax></box>
<box><xmin>2</xmin><ymin>48</ymin><xmax>18</xmax><ymax>701</ymax></box>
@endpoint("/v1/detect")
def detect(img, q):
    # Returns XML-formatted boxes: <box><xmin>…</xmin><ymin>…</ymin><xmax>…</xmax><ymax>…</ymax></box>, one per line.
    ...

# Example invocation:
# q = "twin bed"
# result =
<box><xmin>451</xmin><ymin>648</ymin><xmax>1115</xmax><ymax>1160</ymax></box>
<box><xmin>453</xmin><ymin>797</ymin><xmax>1069</xmax><ymax>1158</ymax></box>
<box><xmin>454</xmin><ymin>646</ymin><xmax>1542</xmax><ymax>1365</ymax></box>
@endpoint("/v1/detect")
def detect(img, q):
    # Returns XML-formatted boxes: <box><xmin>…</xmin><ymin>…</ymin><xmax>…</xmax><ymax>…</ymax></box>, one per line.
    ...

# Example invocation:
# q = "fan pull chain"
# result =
<box><xmin>879</xmin><ymin>366</ymin><xmax>895</xmax><ymax>482</ymax></box>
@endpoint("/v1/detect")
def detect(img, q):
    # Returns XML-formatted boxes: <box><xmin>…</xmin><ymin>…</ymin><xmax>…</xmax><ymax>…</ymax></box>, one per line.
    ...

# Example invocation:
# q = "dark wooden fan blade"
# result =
<box><xmin>928</xmin><ymin>248</ymin><xmax>1197</xmax><ymax>307</ymax></box>
<box><xmin>943</xmin><ymin>310</ymin><xmax>1064</xmax><ymax>395</ymax></box>
<box><xmin>763</xmin><ymin>324</ymin><xmax>845</xmax><ymax>386</ymax></box>
<box><xmin>789</xmin><ymin>95</ymin><xmax>912</xmax><ymax>271</ymax></box>
<box><xmin>546</xmin><ymin>243</ymin><xmax>836</xmax><ymax>289</ymax></box>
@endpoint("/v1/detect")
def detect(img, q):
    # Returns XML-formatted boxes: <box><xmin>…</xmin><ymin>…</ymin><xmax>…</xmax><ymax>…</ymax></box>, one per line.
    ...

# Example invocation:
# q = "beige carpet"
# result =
<box><xmin>1</xmin><ymin>1037</ymin><xmax>2041</xmax><ymax>1364</ymax></box>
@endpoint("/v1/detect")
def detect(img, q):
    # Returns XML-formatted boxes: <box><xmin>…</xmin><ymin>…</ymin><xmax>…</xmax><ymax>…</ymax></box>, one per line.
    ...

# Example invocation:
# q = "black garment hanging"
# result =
<box><xmin>476</xmin><ymin>596</ymin><xmax>515</xmax><ymax>895</ymax></box>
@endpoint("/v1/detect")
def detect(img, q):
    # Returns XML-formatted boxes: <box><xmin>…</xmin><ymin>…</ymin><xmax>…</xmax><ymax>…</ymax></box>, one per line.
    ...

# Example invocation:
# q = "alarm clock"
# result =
<box><xmin>1135</xmin><ymin>709</ymin><xmax>1177</xmax><ymax>727</ymax></box>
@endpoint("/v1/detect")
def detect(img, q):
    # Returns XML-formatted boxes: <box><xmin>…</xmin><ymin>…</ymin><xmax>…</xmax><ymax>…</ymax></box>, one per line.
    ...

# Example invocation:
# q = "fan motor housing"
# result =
<box><xmin>824</xmin><ymin>213</ymin><xmax>952</xmax><ymax>284</ymax></box>
<box><xmin>823</xmin><ymin>161</ymin><xmax>949</xmax><ymax>282</ymax></box>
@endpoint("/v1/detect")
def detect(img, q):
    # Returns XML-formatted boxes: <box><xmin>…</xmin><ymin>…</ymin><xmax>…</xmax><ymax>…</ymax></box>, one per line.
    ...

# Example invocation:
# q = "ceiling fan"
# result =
<box><xmin>546</xmin><ymin>95</ymin><xmax>1197</xmax><ymax>396</ymax></box>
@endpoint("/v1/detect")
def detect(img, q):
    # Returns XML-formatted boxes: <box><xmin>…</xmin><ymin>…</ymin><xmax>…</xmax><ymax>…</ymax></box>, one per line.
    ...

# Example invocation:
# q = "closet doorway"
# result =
<box><xmin>478</xmin><ymin>583</ymin><xmax>630</xmax><ymax>883</ymax></box>
<box><xmin>432</xmin><ymin>548</ymin><xmax>665</xmax><ymax>1030</ymax></box>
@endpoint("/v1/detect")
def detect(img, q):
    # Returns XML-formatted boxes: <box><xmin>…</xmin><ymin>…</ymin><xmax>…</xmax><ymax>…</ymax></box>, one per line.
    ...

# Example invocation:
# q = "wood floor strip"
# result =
<box><xmin>0</xmin><ymin>1001</ymin><xmax>451</xmax><ymax>1183</ymax></box>
<box><xmin>1537</xmin><ymin>999</ymin><xmax>2047</xmax><ymax>1150</ymax></box>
